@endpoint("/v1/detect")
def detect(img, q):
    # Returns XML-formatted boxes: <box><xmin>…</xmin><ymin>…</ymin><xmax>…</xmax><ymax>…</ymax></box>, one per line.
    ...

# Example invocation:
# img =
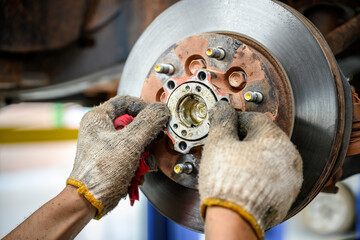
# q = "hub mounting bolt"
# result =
<box><xmin>174</xmin><ymin>162</ymin><xmax>193</xmax><ymax>174</ymax></box>
<box><xmin>155</xmin><ymin>63</ymin><xmax>175</xmax><ymax>75</ymax></box>
<box><xmin>206</xmin><ymin>47</ymin><xmax>226</xmax><ymax>60</ymax></box>
<box><xmin>244</xmin><ymin>91</ymin><xmax>263</xmax><ymax>103</ymax></box>
<box><xmin>229</xmin><ymin>71</ymin><xmax>247</xmax><ymax>90</ymax></box>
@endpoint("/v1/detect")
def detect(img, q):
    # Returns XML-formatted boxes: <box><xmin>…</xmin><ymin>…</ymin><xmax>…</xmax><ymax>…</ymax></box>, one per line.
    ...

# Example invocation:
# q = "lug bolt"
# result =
<box><xmin>244</xmin><ymin>91</ymin><xmax>263</xmax><ymax>103</ymax></box>
<box><xmin>206</xmin><ymin>47</ymin><xmax>226</xmax><ymax>60</ymax></box>
<box><xmin>229</xmin><ymin>71</ymin><xmax>247</xmax><ymax>90</ymax></box>
<box><xmin>154</xmin><ymin>63</ymin><xmax>175</xmax><ymax>75</ymax></box>
<box><xmin>174</xmin><ymin>162</ymin><xmax>193</xmax><ymax>174</ymax></box>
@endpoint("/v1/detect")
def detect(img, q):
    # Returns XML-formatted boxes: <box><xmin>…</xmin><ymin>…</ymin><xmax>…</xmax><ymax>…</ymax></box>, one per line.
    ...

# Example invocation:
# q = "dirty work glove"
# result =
<box><xmin>199</xmin><ymin>101</ymin><xmax>303</xmax><ymax>239</ymax></box>
<box><xmin>67</xmin><ymin>95</ymin><xmax>169</xmax><ymax>219</ymax></box>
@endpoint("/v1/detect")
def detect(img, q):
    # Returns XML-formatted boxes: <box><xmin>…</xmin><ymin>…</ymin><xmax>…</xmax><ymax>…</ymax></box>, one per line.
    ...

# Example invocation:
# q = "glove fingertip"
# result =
<box><xmin>142</xmin><ymin>102</ymin><xmax>170</xmax><ymax>125</ymax></box>
<box><xmin>120</xmin><ymin>103</ymin><xmax>169</xmax><ymax>149</ymax></box>
<box><xmin>106</xmin><ymin>95</ymin><xmax>149</xmax><ymax>120</ymax></box>
<box><xmin>209</xmin><ymin>101</ymin><xmax>236</xmax><ymax>125</ymax></box>
<box><xmin>207</xmin><ymin>101</ymin><xmax>239</xmax><ymax>139</ymax></box>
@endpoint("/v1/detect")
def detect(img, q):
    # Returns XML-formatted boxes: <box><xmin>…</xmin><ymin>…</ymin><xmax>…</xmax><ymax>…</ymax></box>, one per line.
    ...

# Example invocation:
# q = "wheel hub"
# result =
<box><xmin>142</xmin><ymin>33</ymin><xmax>294</xmax><ymax>155</ymax></box>
<box><xmin>118</xmin><ymin>0</ymin><xmax>352</xmax><ymax>232</ymax></box>
<box><xmin>163</xmin><ymin>69</ymin><xmax>230</xmax><ymax>153</ymax></box>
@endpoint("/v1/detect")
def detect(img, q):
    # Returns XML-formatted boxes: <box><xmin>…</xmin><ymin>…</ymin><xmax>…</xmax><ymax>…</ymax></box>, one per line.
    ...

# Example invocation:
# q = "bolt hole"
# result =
<box><xmin>179</xmin><ymin>141</ymin><xmax>187</xmax><ymax>151</ymax></box>
<box><xmin>221</xmin><ymin>98</ymin><xmax>229</xmax><ymax>102</ymax></box>
<box><xmin>185</xmin><ymin>85</ymin><xmax>190</xmax><ymax>91</ymax></box>
<box><xmin>173</xmin><ymin>123</ymin><xmax>178</xmax><ymax>129</ymax></box>
<box><xmin>197</xmin><ymin>71</ymin><xmax>207</xmax><ymax>81</ymax></box>
<box><xmin>181</xmin><ymin>130</ymin><xmax>187</xmax><ymax>136</ymax></box>
<box><xmin>167</xmin><ymin>80</ymin><xmax>175</xmax><ymax>90</ymax></box>
<box><xmin>195</xmin><ymin>86</ymin><xmax>202</xmax><ymax>92</ymax></box>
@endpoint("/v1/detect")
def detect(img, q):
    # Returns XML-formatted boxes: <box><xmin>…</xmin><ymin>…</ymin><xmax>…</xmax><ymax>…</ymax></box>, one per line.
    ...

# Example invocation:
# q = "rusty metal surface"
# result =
<box><xmin>321</xmin><ymin>167</ymin><xmax>342</xmax><ymax>193</ymax></box>
<box><xmin>141</xmin><ymin>33</ymin><xmax>294</xmax><ymax>182</ymax></box>
<box><xmin>326</xmin><ymin>13</ymin><xmax>360</xmax><ymax>56</ymax></box>
<box><xmin>347</xmin><ymin>88</ymin><xmax>360</xmax><ymax>156</ymax></box>
<box><xmin>142</xmin><ymin>33</ymin><xmax>293</xmax><ymax>134</ymax></box>
<box><xmin>329</xmin><ymin>87</ymin><xmax>360</xmax><ymax>188</ymax></box>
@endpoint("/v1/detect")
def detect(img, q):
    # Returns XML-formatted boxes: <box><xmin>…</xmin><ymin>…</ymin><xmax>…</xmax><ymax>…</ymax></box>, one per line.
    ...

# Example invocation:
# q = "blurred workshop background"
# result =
<box><xmin>0</xmin><ymin>0</ymin><xmax>360</xmax><ymax>239</ymax></box>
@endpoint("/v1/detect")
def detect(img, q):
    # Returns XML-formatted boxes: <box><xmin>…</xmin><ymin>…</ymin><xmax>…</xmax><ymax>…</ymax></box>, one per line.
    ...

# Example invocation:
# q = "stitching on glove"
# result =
<box><xmin>201</xmin><ymin>198</ymin><xmax>264</xmax><ymax>240</ymax></box>
<box><xmin>66</xmin><ymin>178</ymin><xmax>104</xmax><ymax>220</ymax></box>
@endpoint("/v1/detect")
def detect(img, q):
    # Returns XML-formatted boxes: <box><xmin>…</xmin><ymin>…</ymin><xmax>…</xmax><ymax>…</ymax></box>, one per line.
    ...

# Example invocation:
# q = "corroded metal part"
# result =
<box><xmin>163</xmin><ymin>69</ymin><xmax>229</xmax><ymax>153</ymax></box>
<box><xmin>347</xmin><ymin>88</ymin><xmax>360</xmax><ymax>156</ymax></box>
<box><xmin>229</xmin><ymin>71</ymin><xmax>247</xmax><ymax>90</ymax></box>
<box><xmin>119</xmin><ymin>0</ymin><xmax>351</xmax><ymax>232</ymax></box>
<box><xmin>326</xmin><ymin>13</ymin><xmax>360</xmax><ymax>55</ymax></box>
<box><xmin>142</xmin><ymin>33</ymin><xmax>294</xmax><ymax>135</ymax></box>
<box><xmin>141</xmin><ymin>33</ymin><xmax>293</xmax><ymax>188</ymax></box>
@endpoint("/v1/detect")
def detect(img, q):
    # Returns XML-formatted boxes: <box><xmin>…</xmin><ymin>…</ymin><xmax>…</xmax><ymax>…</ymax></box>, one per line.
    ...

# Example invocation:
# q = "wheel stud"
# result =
<box><xmin>206</xmin><ymin>47</ymin><xmax>226</xmax><ymax>60</ymax></box>
<box><xmin>244</xmin><ymin>91</ymin><xmax>263</xmax><ymax>103</ymax></box>
<box><xmin>155</xmin><ymin>63</ymin><xmax>175</xmax><ymax>75</ymax></box>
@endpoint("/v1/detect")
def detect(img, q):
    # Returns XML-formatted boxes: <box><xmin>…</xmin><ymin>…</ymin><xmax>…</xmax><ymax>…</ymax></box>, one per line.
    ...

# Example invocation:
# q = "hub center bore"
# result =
<box><xmin>178</xmin><ymin>94</ymin><xmax>208</xmax><ymax>127</ymax></box>
<box><xmin>163</xmin><ymin>69</ymin><xmax>229</xmax><ymax>153</ymax></box>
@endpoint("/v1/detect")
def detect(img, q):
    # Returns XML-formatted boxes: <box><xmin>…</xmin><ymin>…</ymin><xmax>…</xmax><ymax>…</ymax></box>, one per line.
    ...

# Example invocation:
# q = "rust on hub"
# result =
<box><xmin>228</xmin><ymin>71</ymin><xmax>247</xmax><ymax>90</ymax></box>
<box><xmin>189</xmin><ymin>59</ymin><xmax>206</xmax><ymax>74</ymax></box>
<box><xmin>141</xmin><ymin>33</ymin><xmax>294</xmax><ymax>182</ymax></box>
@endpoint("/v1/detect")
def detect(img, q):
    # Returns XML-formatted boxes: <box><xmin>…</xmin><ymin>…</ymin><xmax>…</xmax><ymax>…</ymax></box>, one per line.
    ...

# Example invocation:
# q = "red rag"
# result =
<box><xmin>113</xmin><ymin>114</ymin><xmax>150</xmax><ymax>206</ymax></box>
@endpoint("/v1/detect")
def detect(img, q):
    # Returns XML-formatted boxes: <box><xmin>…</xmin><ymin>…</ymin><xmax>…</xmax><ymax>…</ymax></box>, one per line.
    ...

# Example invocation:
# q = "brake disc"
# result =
<box><xmin>118</xmin><ymin>0</ymin><xmax>352</xmax><ymax>232</ymax></box>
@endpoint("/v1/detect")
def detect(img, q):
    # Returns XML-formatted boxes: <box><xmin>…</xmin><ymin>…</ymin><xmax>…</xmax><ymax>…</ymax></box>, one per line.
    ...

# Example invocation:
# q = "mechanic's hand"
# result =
<box><xmin>67</xmin><ymin>95</ymin><xmax>169</xmax><ymax>219</ymax></box>
<box><xmin>199</xmin><ymin>101</ymin><xmax>303</xmax><ymax>239</ymax></box>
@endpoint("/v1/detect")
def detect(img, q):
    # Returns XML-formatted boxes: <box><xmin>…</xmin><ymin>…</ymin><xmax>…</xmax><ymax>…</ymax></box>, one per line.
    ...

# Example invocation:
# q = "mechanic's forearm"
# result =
<box><xmin>205</xmin><ymin>206</ymin><xmax>257</xmax><ymax>240</ymax></box>
<box><xmin>4</xmin><ymin>185</ymin><xmax>96</xmax><ymax>240</ymax></box>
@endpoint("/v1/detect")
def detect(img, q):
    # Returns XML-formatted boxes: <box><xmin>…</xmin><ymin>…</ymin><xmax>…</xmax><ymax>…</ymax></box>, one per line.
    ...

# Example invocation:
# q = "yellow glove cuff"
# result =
<box><xmin>66</xmin><ymin>178</ymin><xmax>104</xmax><ymax>220</ymax></box>
<box><xmin>201</xmin><ymin>198</ymin><xmax>264</xmax><ymax>240</ymax></box>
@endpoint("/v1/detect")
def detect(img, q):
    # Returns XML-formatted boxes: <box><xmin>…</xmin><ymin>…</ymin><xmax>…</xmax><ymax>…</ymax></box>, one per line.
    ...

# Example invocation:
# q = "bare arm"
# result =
<box><xmin>4</xmin><ymin>185</ymin><xmax>96</xmax><ymax>240</ymax></box>
<box><xmin>4</xmin><ymin>96</ymin><xmax>169</xmax><ymax>239</ymax></box>
<box><xmin>205</xmin><ymin>206</ymin><xmax>257</xmax><ymax>240</ymax></box>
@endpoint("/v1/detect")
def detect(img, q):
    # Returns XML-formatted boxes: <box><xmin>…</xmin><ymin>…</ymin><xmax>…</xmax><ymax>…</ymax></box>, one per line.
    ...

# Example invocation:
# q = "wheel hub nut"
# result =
<box><xmin>229</xmin><ymin>71</ymin><xmax>247</xmax><ymax>90</ymax></box>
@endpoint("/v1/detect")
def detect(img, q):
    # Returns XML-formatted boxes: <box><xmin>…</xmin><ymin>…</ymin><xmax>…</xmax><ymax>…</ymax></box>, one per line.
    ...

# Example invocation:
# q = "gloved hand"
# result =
<box><xmin>67</xmin><ymin>95</ymin><xmax>169</xmax><ymax>219</ymax></box>
<box><xmin>199</xmin><ymin>101</ymin><xmax>303</xmax><ymax>239</ymax></box>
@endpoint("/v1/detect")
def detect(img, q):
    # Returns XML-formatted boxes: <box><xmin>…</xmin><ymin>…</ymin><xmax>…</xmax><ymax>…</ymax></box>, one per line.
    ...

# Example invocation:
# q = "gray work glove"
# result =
<box><xmin>199</xmin><ymin>101</ymin><xmax>303</xmax><ymax>239</ymax></box>
<box><xmin>67</xmin><ymin>95</ymin><xmax>169</xmax><ymax>219</ymax></box>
